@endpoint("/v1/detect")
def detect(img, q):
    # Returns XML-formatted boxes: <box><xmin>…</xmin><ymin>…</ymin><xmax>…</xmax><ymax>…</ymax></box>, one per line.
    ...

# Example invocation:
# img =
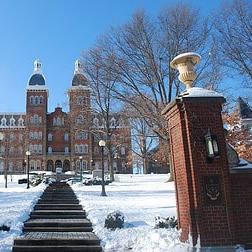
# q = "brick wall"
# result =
<box><xmin>163</xmin><ymin>97</ymin><xmax>234</xmax><ymax>247</ymax></box>
<box><xmin>230</xmin><ymin>172</ymin><xmax>252</xmax><ymax>246</ymax></box>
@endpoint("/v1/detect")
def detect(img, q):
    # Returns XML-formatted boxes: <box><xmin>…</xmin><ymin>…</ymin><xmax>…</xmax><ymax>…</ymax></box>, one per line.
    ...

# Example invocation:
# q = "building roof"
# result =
<box><xmin>72</xmin><ymin>73</ymin><xmax>88</xmax><ymax>86</ymax></box>
<box><xmin>237</xmin><ymin>97</ymin><xmax>252</xmax><ymax>119</ymax></box>
<box><xmin>29</xmin><ymin>73</ymin><xmax>46</xmax><ymax>86</ymax></box>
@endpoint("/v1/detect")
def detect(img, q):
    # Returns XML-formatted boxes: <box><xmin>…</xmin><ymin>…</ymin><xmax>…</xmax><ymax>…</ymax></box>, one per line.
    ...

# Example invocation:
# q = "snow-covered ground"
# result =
<box><xmin>73</xmin><ymin>174</ymin><xmax>192</xmax><ymax>252</ymax></box>
<box><xmin>0</xmin><ymin>175</ymin><xmax>46</xmax><ymax>252</ymax></box>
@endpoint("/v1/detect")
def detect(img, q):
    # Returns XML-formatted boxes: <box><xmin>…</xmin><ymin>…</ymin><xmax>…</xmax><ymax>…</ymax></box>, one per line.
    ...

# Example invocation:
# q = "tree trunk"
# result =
<box><xmin>143</xmin><ymin>156</ymin><xmax>148</xmax><ymax>174</ymax></box>
<box><xmin>108</xmin><ymin>152</ymin><xmax>115</xmax><ymax>182</ymax></box>
<box><xmin>167</xmin><ymin>152</ymin><xmax>174</xmax><ymax>182</ymax></box>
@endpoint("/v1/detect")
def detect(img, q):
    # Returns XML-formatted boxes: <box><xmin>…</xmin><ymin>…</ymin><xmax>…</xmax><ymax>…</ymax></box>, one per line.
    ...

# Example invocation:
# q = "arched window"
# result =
<box><xmin>18</xmin><ymin>117</ymin><xmax>24</xmax><ymax>126</ymax></box>
<box><xmin>121</xmin><ymin>146</ymin><xmax>126</xmax><ymax>155</ymax></box>
<box><xmin>57</xmin><ymin>117</ymin><xmax>61</xmax><ymax>126</ymax></box>
<box><xmin>48</xmin><ymin>133</ymin><xmax>52</xmax><ymax>141</ymax></box>
<box><xmin>34</xmin><ymin>132</ymin><xmax>38</xmax><ymax>139</ymax></box>
<box><xmin>30</xmin><ymin>96</ymin><xmax>34</xmax><ymax>105</ymax></box>
<box><xmin>75</xmin><ymin>131</ymin><xmax>88</xmax><ymax>140</ymax></box>
<box><xmin>84</xmin><ymin>144</ymin><xmax>88</xmax><ymax>154</ymax></box>
<box><xmin>10</xmin><ymin>117</ymin><xmax>15</xmax><ymax>126</ymax></box>
<box><xmin>39</xmin><ymin>96</ymin><xmax>43</xmax><ymax>104</ymax></box>
<box><xmin>48</xmin><ymin>147</ymin><xmax>52</xmax><ymax>153</ymax></box>
<box><xmin>1</xmin><ymin>117</ymin><xmax>7</xmax><ymax>127</ymax></box>
<box><xmin>29</xmin><ymin>132</ymin><xmax>33</xmax><ymax>139</ymax></box>
<box><xmin>110</xmin><ymin>117</ymin><xmax>116</xmax><ymax>127</ymax></box>
<box><xmin>0</xmin><ymin>146</ymin><xmax>5</xmax><ymax>154</ymax></box>
<box><xmin>38</xmin><ymin>145</ymin><xmax>42</xmax><ymax>153</ymax></box>
<box><xmin>0</xmin><ymin>160</ymin><xmax>4</xmax><ymax>172</ymax></box>
<box><xmin>75</xmin><ymin>144</ymin><xmax>79</xmax><ymax>153</ymax></box>
<box><xmin>30</xmin><ymin>160</ymin><xmax>35</xmax><ymax>170</ymax></box>
<box><xmin>18</xmin><ymin>146</ymin><xmax>23</xmax><ymax>155</ymax></box>
<box><xmin>76</xmin><ymin>115</ymin><xmax>84</xmax><ymax>124</ymax></box>
<box><xmin>93</xmin><ymin>117</ymin><xmax>99</xmax><ymax>127</ymax></box>
<box><xmin>36</xmin><ymin>160</ymin><xmax>41</xmax><ymax>170</ymax></box>
<box><xmin>35</xmin><ymin>96</ymin><xmax>39</xmax><ymax>105</ymax></box>
<box><xmin>76</xmin><ymin>160</ymin><xmax>80</xmax><ymax>171</ymax></box>
<box><xmin>34</xmin><ymin>114</ymin><xmax>39</xmax><ymax>124</ymax></box>
<box><xmin>19</xmin><ymin>133</ymin><xmax>23</xmax><ymax>141</ymax></box>
<box><xmin>53</xmin><ymin>118</ymin><xmax>57</xmax><ymax>126</ymax></box>
<box><xmin>9</xmin><ymin>133</ymin><xmax>15</xmax><ymax>141</ymax></box>
<box><xmin>38</xmin><ymin>131</ymin><xmax>42</xmax><ymax>139</ymax></box>
<box><xmin>65</xmin><ymin>147</ymin><xmax>69</xmax><ymax>153</ymax></box>
<box><xmin>64</xmin><ymin>133</ymin><xmax>69</xmax><ymax>141</ymax></box>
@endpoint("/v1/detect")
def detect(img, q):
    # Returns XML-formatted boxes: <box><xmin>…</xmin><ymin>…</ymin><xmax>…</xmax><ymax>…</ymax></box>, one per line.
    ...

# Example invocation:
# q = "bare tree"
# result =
<box><xmin>82</xmin><ymin>46</ymin><xmax>123</xmax><ymax>181</ymax></box>
<box><xmin>214</xmin><ymin>0</ymin><xmax>252</xmax><ymax>87</ymax></box>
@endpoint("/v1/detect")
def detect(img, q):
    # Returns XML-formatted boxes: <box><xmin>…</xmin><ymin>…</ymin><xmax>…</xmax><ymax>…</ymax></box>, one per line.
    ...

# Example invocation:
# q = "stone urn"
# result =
<box><xmin>170</xmin><ymin>52</ymin><xmax>201</xmax><ymax>89</ymax></box>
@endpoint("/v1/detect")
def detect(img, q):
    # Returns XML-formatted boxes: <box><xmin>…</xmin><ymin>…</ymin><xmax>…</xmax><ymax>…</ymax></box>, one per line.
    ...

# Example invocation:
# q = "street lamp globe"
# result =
<box><xmin>26</xmin><ymin>150</ymin><xmax>31</xmax><ymax>156</ymax></box>
<box><xmin>99</xmin><ymin>140</ymin><xmax>106</xmax><ymax>147</ymax></box>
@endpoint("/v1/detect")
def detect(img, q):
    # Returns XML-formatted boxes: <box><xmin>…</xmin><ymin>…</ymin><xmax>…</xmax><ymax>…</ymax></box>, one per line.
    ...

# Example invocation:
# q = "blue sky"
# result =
<box><xmin>0</xmin><ymin>0</ymin><xmax>223</xmax><ymax>113</ymax></box>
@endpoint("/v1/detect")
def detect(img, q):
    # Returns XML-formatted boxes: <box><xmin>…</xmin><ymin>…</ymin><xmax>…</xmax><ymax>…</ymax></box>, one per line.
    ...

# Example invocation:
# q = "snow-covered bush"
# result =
<box><xmin>0</xmin><ymin>224</ymin><xmax>10</xmax><ymax>232</ymax></box>
<box><xmin>154</xmin><ymin>216</ymin><xmax>178</xmax><ymax>229</ymax></box>
<box><xmin>104</xmin><ymin>211</ymin><xmax>124</xmax><ymax>230</ymax></box>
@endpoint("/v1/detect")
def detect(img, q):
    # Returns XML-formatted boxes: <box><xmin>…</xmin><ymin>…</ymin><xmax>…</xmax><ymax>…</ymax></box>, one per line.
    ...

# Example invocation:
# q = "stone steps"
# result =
<box><xmin>12</xmin><ymin>245</ymin><xmax>102</xmax><ymax>252</ymax></box>
<box><xmin>23</xmin><ymin>226</ymin><xmax>93</xmax><ymax>232</ymax></box>
<box><xmin>34</xmin><ymin>204</ymin><xmax>83</xmax><ymax>210</ymax></box>
<box><xmin>12</xmin><ymin>182</ymin><xmax>102</xmax><ymax>252</ymax></box>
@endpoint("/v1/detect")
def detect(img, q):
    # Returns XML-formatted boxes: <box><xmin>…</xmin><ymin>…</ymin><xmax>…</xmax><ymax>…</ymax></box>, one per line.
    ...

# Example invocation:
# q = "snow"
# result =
<box><xmin>73</xmin><ymin>174</ymin><xmax>190</xmax><ymax>252</ymax></box>
<box><xmin>0</xmin><ymin>175</ymin><xmax>45</xmax><ymax>252</ymax></box>
<box><xmin>179</xmin><ymin>87</ymin><xmax>223</xmax><ymax>98</ymax></box>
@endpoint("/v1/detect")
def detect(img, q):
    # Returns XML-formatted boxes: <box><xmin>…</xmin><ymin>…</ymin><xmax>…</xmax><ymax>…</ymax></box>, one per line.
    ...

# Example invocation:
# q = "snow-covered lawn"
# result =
<box><xmin>0</xmin><ymin>175</ymin><xmax>45</xmax><ymax>252</ymax></box>
<box><xmin>73</xmin><ymin>174</ymin><xmax>192</xmax><ymax>252</ymax></box>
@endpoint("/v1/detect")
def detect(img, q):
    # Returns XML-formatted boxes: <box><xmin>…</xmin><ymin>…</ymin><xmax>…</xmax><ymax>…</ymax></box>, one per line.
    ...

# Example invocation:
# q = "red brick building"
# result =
<box><xmin>0</xmin><ymin>60</ymin><xmax>132</xmax><ymax>174</ymax></box>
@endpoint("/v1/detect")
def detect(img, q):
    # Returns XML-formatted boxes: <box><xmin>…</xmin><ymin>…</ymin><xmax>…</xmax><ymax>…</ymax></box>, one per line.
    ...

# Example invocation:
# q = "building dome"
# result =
<box><xmin>71</xmin><ymin>60</ymin><xmax>88</xmax><ymax>86</ymax></box>
<box><xmin>29</xmin><ymin>73</ymin><xmax>46</xmax><ymax>86</ymax></box>
<box><xmin>28</xmin><ymin>59</ymin><xmax>46</xmax><ymax>86</ymax></box>
<box><xmin>72</xmin><ymin>73</ymin><xmax>88</xmax><ymax>86</ymax></box>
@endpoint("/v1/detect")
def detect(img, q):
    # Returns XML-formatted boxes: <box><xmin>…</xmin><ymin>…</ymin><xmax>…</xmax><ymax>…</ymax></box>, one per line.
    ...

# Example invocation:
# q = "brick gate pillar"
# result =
<box><xmin>162</xmin><ymin>53</ymin><xmax>234</xmax><ymax>247</ymax></box>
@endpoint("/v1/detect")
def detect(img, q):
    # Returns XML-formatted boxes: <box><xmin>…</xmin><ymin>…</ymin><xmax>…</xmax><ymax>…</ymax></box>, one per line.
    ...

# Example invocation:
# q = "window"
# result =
<box><xmin>34</xmin><ymin>132</ymin><xmax>38</xmax><ymax>139</ymax></box>
<box><xmin>30</xmin><ymin>160</ymin><xmax>35</xmax><ymax>170</ymax></box>
<box><xmin>38</xmin><ymin>145</ymin><xmax>42</xmax><ymax>153</ymax></box>
<box><xmin>121</xmin><ymin>146</ymin><xmax>126</xmax><ymax>155</ymax></box>
<box><xmin>75</xmin><ymin>144</ymin><xmax>88</xmax><ymax>154</ymax></box>
<box><xmin>19</xmin><ymin>133</ymin><xmax>23</xmax><ymax>142</ymax></box>
<box><xmin>76</xmin><ymin>96</ymin><xmax>85</xmax><ymax>105</ymax></box>
<box><xmin>48</xmin><ymin>133</ymin><xmax>52</xmax><ymax>141</ymax></box>
<box><xmin>18</xmin><ymin>117</ymin><xmax>24</xmax><ymax>127</ymax></box>
<box><xmin>93</xmin><ymin>118</ymin><xmax>99</xmax><ymax>127</ymax></box>
<box><xmin>9</xmin><ymin>133</ymin><xmax>15</xmax><ymax>142</ymax></box>
<box><xmin>76</xmin><ymin>115</ymin><xmax>84</xmax><ymax>124</ymax></box>
<box><xmin>29</xmin><ymin>132</ymin><xmax>33</xmax><ymax>140</ymax></box>
<box><xmin>0</xmin><ymin>146</ymin><xmax>5</xmax><ymax>154</ymax></box>
<box><xmin>110</xmin><ymin>117</ymin><xmax>116</xmax><ymax>127</ymax></box>
<box><xmin>36</xmin><ymin>160</ymin><xmax>41</xmax><ymax>170</ymax></box>
<box><xmin>75</xmin><ymin>131</ymin><xmax>88</xmax><ymax>140</ymax></box>
<box><xmin>10</xmin><ymin>117</ymin><xmax>15</xmax><ymax>126</ymax></box>
<box><xmin>0</xmin><ymin>160</ymin><xmax>4</xmax><ymax>172</ymax></box>
<box><xmin>1</xmin><ymin>117</ymin><xmax>7</xmax><ymax>127</ymax></box>
<box><xmin>38</xmin><ymin>131</ymin><xmax>42</xmax><ymax>139</ymax></box>
<box><xmin>18</xmin><ymin>146</ymin><xmax>23</xmax><ymax>156</ymax></box>
<box><xmin>30</xmin><ymin>96</ymin><xmax>34</xmax><ymax>105</ymax></box>
<box><xmin>94</xmin><ymin>147</ymin><xmax>99</xmax><ymax>154</ymax></box>
<box><xmin>39</xmin><ymin>96</ymin><xmax>43</xmax><ymax>104</ymax></box>
<box><xmin>9</xmin><ymin>147</ymin><xmax>14</xmax><ymax>155</ymax></box>
<box><xmin>48</xmin><ymin>147</ymin><xmax>52</xmax><ymax>153</ymax></box>
<box><xmin>64</xmin><ymin>133</ymin><xmax>69</xmax><ymax>141</ymax></box>
<box><xmin>65</xmin><ymin>147</ymin><xmax>69</xmax><ymax>153</ymax></box>
<box><xmin>35</xmin><ymin>96</ymin><xmax>39</xmax><ymax>105</ymax></box>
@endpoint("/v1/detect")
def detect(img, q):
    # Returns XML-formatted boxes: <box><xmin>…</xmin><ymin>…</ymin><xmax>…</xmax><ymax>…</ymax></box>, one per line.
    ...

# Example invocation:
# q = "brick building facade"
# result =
<box><xmin>0</xmin><ymin>60</ymin><xmax>132</xmax><ymax>174</ymax></box>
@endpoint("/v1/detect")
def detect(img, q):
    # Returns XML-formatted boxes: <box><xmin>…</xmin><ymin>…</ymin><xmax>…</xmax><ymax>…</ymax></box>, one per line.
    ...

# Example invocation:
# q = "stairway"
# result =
<box><xmin>12</xmin><ymin>182</ymin><xmax>102</xmax><ymax>252</ymax></box>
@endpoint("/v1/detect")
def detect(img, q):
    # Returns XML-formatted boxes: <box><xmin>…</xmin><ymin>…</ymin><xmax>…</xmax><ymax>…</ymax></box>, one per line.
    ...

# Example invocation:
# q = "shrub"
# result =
<box><xmin>154</xmin><ymin>216</ymin><xmax>178</xmax><ymax>229</ymax></box>
<box><xmin>104</xmin><ymin>211</ymin><xmax>124</xmax><ymax>230</ymax></box>
<box><xmin>0</xmin><ymin>225</ymin><xmax>10</xmax><ymax>232</ymax></box>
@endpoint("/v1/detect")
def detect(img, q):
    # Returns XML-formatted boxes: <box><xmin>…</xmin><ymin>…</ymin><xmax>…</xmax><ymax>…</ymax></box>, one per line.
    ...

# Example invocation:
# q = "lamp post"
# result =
<box><xmin>99</xmin><ymin>140</ymin><xmax>107</xmax><ymax>196</ymax></box>
<box><xmin>79</xmin><ymin>156</ymin><xmax>83</xmax><ymax>182</ymax></box>
<box><xmin>26</xmin><ymin>150</ymin><xmax>31</xmax><ymax>189</ymax></box>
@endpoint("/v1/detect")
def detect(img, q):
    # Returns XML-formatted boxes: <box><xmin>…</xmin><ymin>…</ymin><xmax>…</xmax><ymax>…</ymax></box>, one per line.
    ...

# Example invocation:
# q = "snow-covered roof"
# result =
<box><xmin>179</xmin><ymin>87</ymin><xmax>223</xmax><ymax>98</ymax></box>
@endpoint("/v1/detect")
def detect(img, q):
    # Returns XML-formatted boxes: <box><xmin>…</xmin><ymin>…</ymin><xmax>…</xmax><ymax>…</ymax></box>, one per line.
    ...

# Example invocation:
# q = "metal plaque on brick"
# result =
<box><xmin>204</xmin><ymin>175</ymin><xmax>222</xmax><ymax>205</ymax></box>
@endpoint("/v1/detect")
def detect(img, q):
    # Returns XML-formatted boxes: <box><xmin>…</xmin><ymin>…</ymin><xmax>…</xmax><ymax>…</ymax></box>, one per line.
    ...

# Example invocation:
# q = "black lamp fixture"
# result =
<box><xmin>205</xmin><ymin>129</ymin><xmax>219</xmax><ymax>161</ymax></box>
